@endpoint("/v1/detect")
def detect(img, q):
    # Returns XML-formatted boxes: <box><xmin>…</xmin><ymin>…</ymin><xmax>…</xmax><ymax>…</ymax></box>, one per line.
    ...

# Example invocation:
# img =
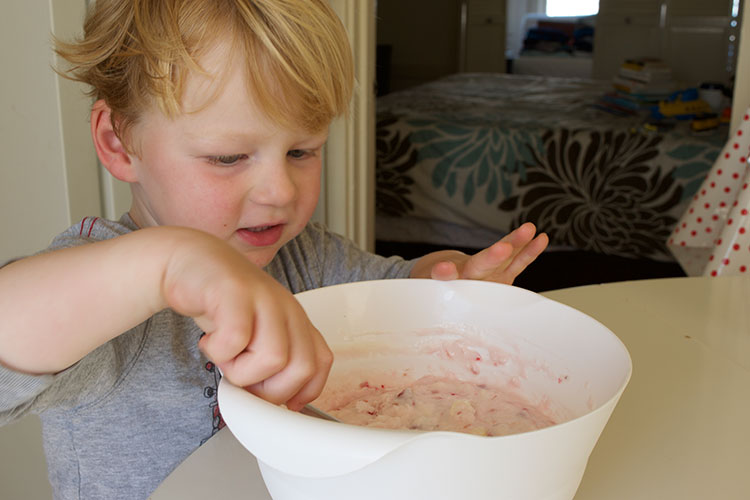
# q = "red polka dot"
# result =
<box><xmin>680</xmin><ymin>241</ymin><xmax>686</xmax><ymax>246</ymax></box>
<box><xmin>725</xmin><ymin>153</ymin><xmax>731</xmax><ymax>159</ymax></box>
<box><xmin>735</xmin><ymin>143</ymin><xmax>740</xmax><ymax>149</ymax></box>
<box><xmin>689</xmin><ymin>208</ymin><xmax>694</xmax><ymax>214</ymax></box>
<box><xmin>742</xmin><ymin>157</ymin><xmax>747</xmax><ymax>163</ymax></box>
<box><xmin>723</xmin><ymin>258</ymin><xmax>730</xmax><ymax>265</ymax></box>
<box><xmin>745</xmin><ymin>183</ymin><xmax>749</xmax><ymax>190</ymax></box>
<box><xmin>697</xmin><ymin>217</ymin><xmax>703</xmax><ymax>223</ymax></box>
<box><xmin>713</xmin><ymin>215</ymin><xmax>719</xmax><ymax>220</ymax></box>
<box><xmin>742</xmin><ymin>209</ymin><xmax>749</xmax><ymax>216</ymax></box>
<box><xmin>740</xmin><ymin>130</ymin><xmax>745</xmax><ymax>136</ymax></box>
<box><xmin>734</xmin><ymin>173</ymin><xmax>740</xmax><ymax>179</ymax></box>
<box><xmin>720</xmin><ymin>201</ymin><xmax>727</xmax><ymax>207</ymax></box>
<box><xmin>745</xmin><ymin>114</ymin><xmax>749</xmax><ymax>120</ymax></box>
<box><xmin>725</xmin><ymin>187</ymin><xmax>731</xmax><ymax>193</ymax></box>
<box><xmin>741</xmin><ymin>266</ymin><xmax>747</xmax><ymax>273</ymax></box>
<box><xmin>709</xmin><ymin>183</ymin><xmax>715</xmax><ymax>189</ymax></box>
<box><xmin>740</xmin><ymin>227</ymin><xmax>747</xmax><ymax>234</ymax></box>
<box><xmin>734</xmin><ymin>244</ymin><xmax>741</xmax><ymax>251</ymax></box>
<box><xmin>718</xmin><ymin>169</ymin><xmax>724</xmax><ymax>175</ymax></box>
<box><xmin>674</xmin><ymin>228</ymin><xmax>680</xmax><ymax>234</ymax></box>
<box><xmin>691</xmin><ymin>230</ymin><xmax>697</xmax><ymax>236</ymax></box>
<box><xmin>718</xmin><ymin>238</ymin><xmax>723</xmax><ymax>245</ymax></box>
<box><xmin>728</xmin><ymin>218</ymin><xmax>734</xmax><ymax>225</ymax></box>
<box><xmin>705</xmin><ymin>203</ymin><xmax>711</xmax><ymax>209</ymax></box>
<box><xmin>711</xmin><ymin>270</ymin><xmax>718</xmax><ymax>276</ymax></box>
<box><xmin>669</xmin><ymin>238</ymin><xmax>674</xmax><ymax>243</ymax></box>
<box><xmin>683</xmin><ymin>222</ymin><xmax>687</xmax><ymax>228</ymax></box>
<box><xmin>709</xmin><ymin>255</ymin><xmax>715</xmax><ymax>261</ymax></box>
<box><xmin>706</xmin><ymin>227</ymin><xmax>712</xmax><ymax>233</ymax></box>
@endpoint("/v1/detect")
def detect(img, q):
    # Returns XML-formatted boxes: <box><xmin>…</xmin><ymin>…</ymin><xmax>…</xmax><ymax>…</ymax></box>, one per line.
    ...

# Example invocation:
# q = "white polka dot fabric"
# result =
<box><xmin>668</xmin><ymin>109</ymin><xmax>750</xmax><ymax>277</ymax></box>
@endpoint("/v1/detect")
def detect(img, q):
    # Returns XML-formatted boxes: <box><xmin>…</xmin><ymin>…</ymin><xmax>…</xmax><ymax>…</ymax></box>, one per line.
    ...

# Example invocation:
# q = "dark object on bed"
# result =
<box><xmin>523</xmin><ymin>27</ymin><xmax>572</xmax><ymax>53</ymax></box>
<box><xmin>521</xmin><ymin>20</ymin><xmax>594</xmax><ymax>55</ymax></box>
<box><xmin>375</xmin><ymin>73</ymin><xmax>728</xmax><ymax>287</ymax></box>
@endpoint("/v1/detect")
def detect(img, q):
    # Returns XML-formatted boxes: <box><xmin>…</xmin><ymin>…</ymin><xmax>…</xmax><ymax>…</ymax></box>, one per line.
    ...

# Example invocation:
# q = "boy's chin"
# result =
<box><xmin>240</xmin><ymin>248</ymin><xmax>278</xmax><ymax>268</ymax></box>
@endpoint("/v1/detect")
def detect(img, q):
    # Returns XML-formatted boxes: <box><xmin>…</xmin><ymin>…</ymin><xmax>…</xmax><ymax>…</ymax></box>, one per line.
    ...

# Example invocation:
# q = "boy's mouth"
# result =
<box><xmin>237</xmin><ymin>224</ymin><xmax>284</xmax><ymax>247</ymax></box>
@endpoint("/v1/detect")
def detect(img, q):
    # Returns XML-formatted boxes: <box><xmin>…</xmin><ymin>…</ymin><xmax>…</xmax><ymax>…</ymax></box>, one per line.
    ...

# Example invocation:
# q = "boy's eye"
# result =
<box><xmin>208</xmin><ymin>154</ymin><xmax>246</xmax><ymax>166</ymax></box>
<box><xmin>288</xmin><ymin>149</ymin><xmax>311</xmax><ymax>160</ymax></box>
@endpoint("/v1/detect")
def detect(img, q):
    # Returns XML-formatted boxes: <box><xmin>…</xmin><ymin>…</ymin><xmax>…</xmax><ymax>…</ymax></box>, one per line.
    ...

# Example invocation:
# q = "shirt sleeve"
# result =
<box><xmin>0</xmin><ymin>364</ymin><xmax>54</xmax><ymax>422</ymax></box>
<box><xmin>0</xmin><ymin>215</ymin><xmax>143</xmax><ymax>425</ymax></box>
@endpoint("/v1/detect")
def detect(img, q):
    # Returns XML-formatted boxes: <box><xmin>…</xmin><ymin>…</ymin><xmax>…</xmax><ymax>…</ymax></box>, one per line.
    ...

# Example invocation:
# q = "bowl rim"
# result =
<box><xmin>218</xmin><ymin>279</ymin><xmax>633</xmax><ymax>477</ymax></box>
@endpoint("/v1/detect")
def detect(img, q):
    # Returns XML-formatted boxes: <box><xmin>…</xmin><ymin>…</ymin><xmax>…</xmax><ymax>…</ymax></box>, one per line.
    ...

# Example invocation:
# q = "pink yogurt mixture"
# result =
<box><xmin>315</xmin><ymin>374</ymin><xmax>557</xmax><ymax>437</ymax></box>
<box><xmin>313</xmin><ymin>330</ymin><xmax>572</xmax><ymax>436</ymax></box>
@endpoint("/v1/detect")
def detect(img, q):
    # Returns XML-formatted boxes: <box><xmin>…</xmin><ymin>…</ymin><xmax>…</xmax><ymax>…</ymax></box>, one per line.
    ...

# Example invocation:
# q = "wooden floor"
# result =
<box><xmin>375</xmin><ymin>241</ymin><xmax>687</xmax><ymax>293</ymax></box>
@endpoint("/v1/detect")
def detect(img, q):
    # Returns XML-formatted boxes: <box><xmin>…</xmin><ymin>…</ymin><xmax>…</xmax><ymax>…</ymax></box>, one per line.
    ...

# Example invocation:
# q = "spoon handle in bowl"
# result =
<box><xmin>300</xmin><ymin>404</ymin><xmax>341</xmax><ymax>422</ymax></box>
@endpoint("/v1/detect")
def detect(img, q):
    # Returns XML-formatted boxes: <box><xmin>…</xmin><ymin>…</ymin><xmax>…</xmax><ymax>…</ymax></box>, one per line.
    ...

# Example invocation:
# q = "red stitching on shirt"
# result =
<box><xmin>79</xmin><ymin>217</ymin><xmax>88</xmax><ymax>235</ymax></box>
<box><xmin>87</xmin><ymin>217</ymin><xmax>99</xmax><ymax>237</ymax></box>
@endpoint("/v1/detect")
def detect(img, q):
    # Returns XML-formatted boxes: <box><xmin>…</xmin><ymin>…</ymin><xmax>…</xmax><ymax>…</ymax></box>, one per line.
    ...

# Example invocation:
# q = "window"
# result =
<box><xmin>545</xmin><ymin>0</ymin><xmax>599</xmax><ymax>17</ymax></box>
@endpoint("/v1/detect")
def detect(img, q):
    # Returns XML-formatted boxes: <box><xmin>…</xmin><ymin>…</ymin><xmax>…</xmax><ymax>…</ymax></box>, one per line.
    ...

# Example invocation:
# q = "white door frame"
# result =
<box><xmin>320</xmin><ymin>0</ymin><xmax>377</xmax><ymax>252</ymax></box>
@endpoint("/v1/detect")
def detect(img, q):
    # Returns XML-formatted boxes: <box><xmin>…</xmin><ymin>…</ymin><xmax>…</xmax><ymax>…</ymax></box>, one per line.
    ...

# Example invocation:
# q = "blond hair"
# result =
<box><xmin>55</xmin><ymin>0</ymin><xmax>354</xmax><ymax>143</ymax></box>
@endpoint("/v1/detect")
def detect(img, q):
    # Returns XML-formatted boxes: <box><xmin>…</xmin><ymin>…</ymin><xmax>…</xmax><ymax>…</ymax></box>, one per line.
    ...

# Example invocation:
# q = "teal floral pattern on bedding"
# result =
<box><xmin>375</xmin><ymin>73</ymin><xmax>726</xmax><ymax>260</ymax></box>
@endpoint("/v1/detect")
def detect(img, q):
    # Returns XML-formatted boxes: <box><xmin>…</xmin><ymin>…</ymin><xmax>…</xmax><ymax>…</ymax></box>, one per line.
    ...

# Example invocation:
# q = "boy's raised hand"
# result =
<box><xmin>410</xmin><ymin>222</ymin><xmax>549</xmax><ymax>285</ymax></box>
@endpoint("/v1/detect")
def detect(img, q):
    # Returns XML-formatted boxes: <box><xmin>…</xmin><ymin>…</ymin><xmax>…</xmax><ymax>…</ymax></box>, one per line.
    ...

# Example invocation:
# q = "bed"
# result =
<box><xmin>375</xmin><ymin>72</ymin><xmax>728</xmax><ymax>266</ymax></box>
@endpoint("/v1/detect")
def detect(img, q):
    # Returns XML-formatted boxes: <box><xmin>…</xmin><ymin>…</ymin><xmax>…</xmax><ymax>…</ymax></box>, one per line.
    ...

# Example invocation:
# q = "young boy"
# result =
<box><xmin>0</xmin><ymin>0</ymin><xmax>548</xmax><ymax>498</ymax></box>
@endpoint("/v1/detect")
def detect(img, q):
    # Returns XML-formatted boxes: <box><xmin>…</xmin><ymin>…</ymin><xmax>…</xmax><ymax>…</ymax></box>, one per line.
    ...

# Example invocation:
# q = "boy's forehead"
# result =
<box><xmin>177</xmin><ymin>41</ymin><xmax>305</xmax><ymax>131</ymax></box>
<box><xmin>180</xmin><ymin>40</ymin><xmax>240</xmax><ymax>112</ymax></box>
<box><xmin>137</xmin><ymin>55</ymin><xmax>325</xmax><ymax>141</ymax></box>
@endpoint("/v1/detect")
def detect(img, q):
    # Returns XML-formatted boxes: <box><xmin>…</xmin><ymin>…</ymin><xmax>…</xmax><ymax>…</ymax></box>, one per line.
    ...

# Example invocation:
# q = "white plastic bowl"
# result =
<box><xmin>218</xmin><ymin>279</ymin><xmax>632</xmax><ymax>500</ymax></box>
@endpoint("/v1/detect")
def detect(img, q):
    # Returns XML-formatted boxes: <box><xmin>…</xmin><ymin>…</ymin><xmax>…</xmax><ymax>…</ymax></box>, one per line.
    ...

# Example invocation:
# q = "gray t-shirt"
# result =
<box><xmin>0</xmin><ymin>214</ymin><xmax>414</xmax><ymax>499</ymax></box>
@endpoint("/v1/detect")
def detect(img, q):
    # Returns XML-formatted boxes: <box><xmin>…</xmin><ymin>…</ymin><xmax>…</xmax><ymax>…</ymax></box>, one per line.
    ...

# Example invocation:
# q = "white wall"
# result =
<box><xmin>1</xmin><ymin>2</ymin><xmax>98</xmax><ymax>499</ymax></box>
<box><xmin>1</xmin><ymin>1</ymin><xmax>100</xmax><ymax>260</ymax></box>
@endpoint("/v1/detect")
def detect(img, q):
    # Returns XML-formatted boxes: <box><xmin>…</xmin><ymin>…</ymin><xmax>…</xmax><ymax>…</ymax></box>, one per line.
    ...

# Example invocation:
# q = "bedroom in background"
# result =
<box><xmin>373</xmin><ymin>0</ymin><xmax>748</xmax><ymax>291</ymax></box>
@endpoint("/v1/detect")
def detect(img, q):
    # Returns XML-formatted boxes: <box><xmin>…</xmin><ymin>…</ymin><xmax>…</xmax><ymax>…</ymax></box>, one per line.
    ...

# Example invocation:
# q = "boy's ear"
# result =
<box><xmin>90</xmin><ymin>100</ymin><xmax>137</xmax><ymax>182</ymax></box>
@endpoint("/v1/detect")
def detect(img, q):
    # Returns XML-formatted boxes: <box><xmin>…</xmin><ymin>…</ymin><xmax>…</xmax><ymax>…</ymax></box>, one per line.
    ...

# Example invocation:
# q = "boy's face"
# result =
<box><xmin>125</xmin><ymin>47</ymin><xmax>327</xmax><ymax>267</ymax></box>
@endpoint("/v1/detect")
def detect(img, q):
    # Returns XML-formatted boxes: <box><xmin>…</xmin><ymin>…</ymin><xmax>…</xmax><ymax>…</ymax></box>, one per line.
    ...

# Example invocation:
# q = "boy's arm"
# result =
<box><xmin>0</xmin><ymin>227</ymin><xmax>331</xmax><ymax>410</ymax></box>
<box><xmin>410</xmin><ymin>222</ymin><xmax>549</xmax><ymax>284</ymax></box>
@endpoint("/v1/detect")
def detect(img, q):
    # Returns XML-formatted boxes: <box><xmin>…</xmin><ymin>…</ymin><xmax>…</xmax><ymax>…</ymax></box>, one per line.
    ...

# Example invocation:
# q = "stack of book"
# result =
<box><xmin>595</xmin><ymin>59</ymin><xmax>676</xmax><ymax>116</ymax></box>
<box><xmin>613</xmin><ymin>58</ymin><xmax>675</xmax><ymax>96</ymax></box>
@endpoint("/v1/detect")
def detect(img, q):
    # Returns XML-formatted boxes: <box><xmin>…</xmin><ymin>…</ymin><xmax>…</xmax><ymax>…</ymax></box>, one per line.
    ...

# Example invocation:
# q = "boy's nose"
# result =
<box><xmin>249</xmin><ymin>159</ymin><xmax>297</xmax><ymax>207</ymax></box>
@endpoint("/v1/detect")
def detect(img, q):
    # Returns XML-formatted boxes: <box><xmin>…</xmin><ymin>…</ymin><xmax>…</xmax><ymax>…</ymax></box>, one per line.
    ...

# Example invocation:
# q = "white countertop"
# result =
<box><xmin>150</xmin><ymin>276</ymin><xmax>750</xmax><ymax>500</ymax></box>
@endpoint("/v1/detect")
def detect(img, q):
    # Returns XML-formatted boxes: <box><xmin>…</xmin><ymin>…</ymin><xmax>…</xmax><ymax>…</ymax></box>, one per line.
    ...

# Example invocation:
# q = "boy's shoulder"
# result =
<box><xmin>46</xmin><ymin>214</ymin><xmax>138</xmax><ymax>252</ymax></box>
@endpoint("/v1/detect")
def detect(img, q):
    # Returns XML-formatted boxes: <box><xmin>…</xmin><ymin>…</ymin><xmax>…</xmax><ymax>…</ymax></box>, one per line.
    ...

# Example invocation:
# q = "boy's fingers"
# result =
<box><xmin>463</xmin><ymin>224</ymin><xmax>547</xmax><ymax>281</ymax></box>
<box><xmin>459</xmin><ymin>241</ymin><xmax>514</xmax><ymax>280</ymax></box>
<box><xmin>459</xmin><ymin>223</ymin><xmax>539</xmax><ymax>280</ymax></box>
<box><xmin>499</xmin><ymin>222</ymin><xmax>537</xmax><ymax>247</ymax></box>
<box><xmin>285</xmin><ymin>331</ymin><xmax>334</xmax><ymax>410</ymax></box>
<box><xmin>202</xmin><ymin>303</ymin><xmax>292</xmax><ymax>388</ymax></box>
<box><xmin>197</xmin><ymin>305</ymin><xmax>255</xmax><ymax>366</ymax></box>
<box><xmin>244</xmin><ymin>314</ymin><xmax>326</xmax><ymax>406</ymax></box>
<box><xmin>430</xmin><ymin>260</ymin><xmax>460</xmax><ymax>280</ymax></box>
<box><xmin>499</xmin><ymin>233</ymin><xmax>549</xmax><ymax>283</ymax></box>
